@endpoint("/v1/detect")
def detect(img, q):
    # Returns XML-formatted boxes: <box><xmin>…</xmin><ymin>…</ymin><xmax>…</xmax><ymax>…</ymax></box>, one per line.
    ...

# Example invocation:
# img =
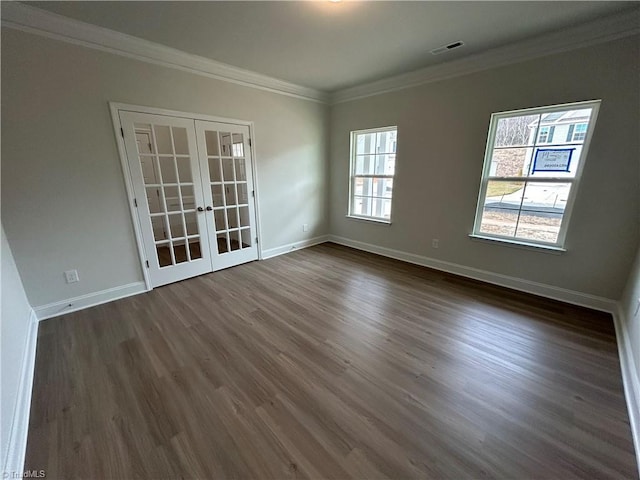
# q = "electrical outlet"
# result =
<box><xmin>432</xmin><ymin>238</ymin><xmax>439</xmax><ymax>248</ymax></box>
<box><xmin>302</xmin><ymin>224</ymin><xmax>309</xmax><ymax>232</ymax></box>
<box><xmin>64</xmin><ymin>269</ymin><xmax>79</xmax><ymax>284</ymax></box>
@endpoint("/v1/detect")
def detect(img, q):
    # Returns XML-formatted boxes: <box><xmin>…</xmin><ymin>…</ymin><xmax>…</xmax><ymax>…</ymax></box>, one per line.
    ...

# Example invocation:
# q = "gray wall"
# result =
<box><xmin>1</xmin><ymin>28</ymin><xmax>329</xmax><ymax>307</ymax></box>
<box><xmin>1</xmin><ymin>226</ymin><xmax>33</xmax><ymax>469</ymax></box>
<box><xmin>329</xmin><ymin>35</ymin><xmax>639</xmax><ymax>300</ymax></box>
<box><xmin>621</xmin><ymin>244</ymin><xmax>640</xmax><ymax>383</ymax></box>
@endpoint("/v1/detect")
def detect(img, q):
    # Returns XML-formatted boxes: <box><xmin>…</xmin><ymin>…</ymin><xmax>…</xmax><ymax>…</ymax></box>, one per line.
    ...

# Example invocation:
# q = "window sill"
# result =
<box><xmin>346</xmin><ymin>215</ymin><xmax>392</xmax><ymax>225</ymax></box>
<box><xmin>469</xmin><ymin>234</ymin><xmax>566</xmax><ymax>255</ymax></box>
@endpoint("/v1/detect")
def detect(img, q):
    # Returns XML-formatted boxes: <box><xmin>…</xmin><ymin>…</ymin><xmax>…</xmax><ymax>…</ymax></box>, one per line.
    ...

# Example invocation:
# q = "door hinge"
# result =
<box><xmin>120</xmin><ymin>127</ymin><xmax>124</xmax><ymax>138</ymax></box>
<box><xmin>255</xmin><ymin>237</ymin><xmax>258</xmax><ymax>244</ymax></box>
<box><xmin>251</xmin><ymin>190</ymin><xmax>255</xmax><ymax>197</ymax></box>
<box><xmin>134</xmin><ymin>198</ymin><xmax>138</xmax><ymax>207</ymax></box>
<box><xmin>145</xmin><ymin>260</ymin><xmax>150</xmax><ymax>268</ymax></box>
<box><xmin>248</xmin><ymin>138</ymin><xmax>252</xmax><ymax>147</ymax></box>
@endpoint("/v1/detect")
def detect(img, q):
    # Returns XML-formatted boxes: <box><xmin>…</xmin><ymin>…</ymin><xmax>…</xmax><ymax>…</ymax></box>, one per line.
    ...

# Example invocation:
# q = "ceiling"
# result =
<box><xmin>28</xmin><ymin>1</ymin><xmax>640</xmax><ymax>92</ymax></box>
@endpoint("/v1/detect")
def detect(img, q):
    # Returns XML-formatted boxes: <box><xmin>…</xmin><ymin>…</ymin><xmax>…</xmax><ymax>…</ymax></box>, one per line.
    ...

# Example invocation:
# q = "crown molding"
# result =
<box><xmin>330</xmin><ymin>8</ymin><xmax>640</xmax><ymax>104</ymax></box>
<box><xmin>1</xmin><ymin>2</ymin><xmax>329</xmax><ymax>104</ymax></box>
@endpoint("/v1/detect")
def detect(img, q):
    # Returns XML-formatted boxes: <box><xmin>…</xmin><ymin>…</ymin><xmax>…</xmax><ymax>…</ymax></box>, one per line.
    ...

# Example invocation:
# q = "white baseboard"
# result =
<box><xmin>261</xmin><ymin>235</ymin><xmax>330</xmax><ymax>260</ymax></box>
<box><xmin>34</xmin><ymin>282</ymin><xmax>147</xmax><ymax>321</ymax></box>
<box><xmin>3</xmin><ymin>310</ymin><xmax>38</xmax><ymax>476</ymax></box>
<box><xmin>613</xmin><ymin>305</ymin><xmax>640</xmax><ymax>476</ymax></box>
<box><xmin>328</xmin><ymin>235</ymin><xmax>617</xmax><ymax>313</ymax></box>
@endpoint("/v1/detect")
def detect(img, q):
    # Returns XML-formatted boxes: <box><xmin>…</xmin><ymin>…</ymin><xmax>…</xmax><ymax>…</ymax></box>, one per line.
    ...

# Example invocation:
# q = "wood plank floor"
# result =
<box><xmin>25</xmin><ymin>243</ymin><xmax>638</xmax><ymax>479</ymax></box>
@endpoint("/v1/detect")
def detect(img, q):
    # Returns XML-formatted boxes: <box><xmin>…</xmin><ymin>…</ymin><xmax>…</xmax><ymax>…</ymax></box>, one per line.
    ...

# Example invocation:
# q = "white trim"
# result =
<box><xmin>613</xmin><ymin>304</ymin><xmax>640</xmax><ymax>477</ymax></box>
<box><xmin>34</xmin><ymin>282</ymin><xmax>147</xmax><ymax>321</ymax></box>
<box><xmin>1</xmin><ymin>2</ymin><xmax>327</xmax><ymax>104</ymax></box>
<box><xmin>261</xmin><ymin>235</ymin><xmax>330</xmax><ymax>260</ymax></box>
<box><xmin>330</xmin><ymin>9</ymin><xmax>640</xmax><ymax>104</ymax></box>
<box><xmin>328</xmin><ymin>235</ymin><xmax>617</xmax><ymax>313</ymax></box>
<box><xmin>3</xmin><ymin>310</ymin><xmax>38</xmax><ymax>476</ymax></box>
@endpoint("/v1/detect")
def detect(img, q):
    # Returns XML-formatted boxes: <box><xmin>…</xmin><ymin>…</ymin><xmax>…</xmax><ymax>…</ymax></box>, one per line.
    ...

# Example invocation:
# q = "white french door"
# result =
<box><xmin>119</xmin><ymin>111</ymin><xmax>258</xmax><ymax>287</ymax></box>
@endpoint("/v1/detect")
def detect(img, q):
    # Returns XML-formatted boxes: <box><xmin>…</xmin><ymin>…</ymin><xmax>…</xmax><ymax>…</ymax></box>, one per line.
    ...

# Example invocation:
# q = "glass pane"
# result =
<box><xmin>184</xmin><ymin>212</ymin><xmax>198</xmax><ymax>236</ymax></box>
<box><xmin>372</xmin><ymin>178</ymin><xmax>393</xmax><ymax>198</ymax></box>
<box><xmin>181</xmin><ymin>185</ymin><xmax>195</xmax><ymax>210</ymax></box>
<box><xmin>217</xmin><ymin>233</ymin><xmax>229</xmax><ymax>254</ymax></box>
<box><xmin>232</xmin><ymin>133</ymin><xmax>244</xmax><ymax>157</ymax></box>
<box><xmin>159</xmin><ymin>157</ymin><xmax>177</xmax><ymax>183</ymax></box>
<box><xmin>225</xmin><ymin>185</ymin><xmax>237</xmax><ymax>206</ymax></box>
<box><xmin>380</xmin><ymin>199</ymin><xmax>392</xmax><ymax>218</ymax></box>
<box><xmin>211</xmin><ymin>185</ymin><xmax>224</xmax><ymax>207</ymax></box>
<box><xmin>189</xmin><ymin>240</ymin><xmax>202</xmax><ymax>260</ymax></box>
<box><xmin>156</xmin><ymin>244</ymin><xmax>172</xmax><ymax>267</ymax></box>
<box><xmin>222</xmin><ymin>158</ymin><xmax>234</xmax><ymax>181</ymax></box>
<box><xmin>484</xmin><ymin>180</ymin><xmax>525</xmax><ymax>204</ymax></box>
<box><xmin>355</xmin><ymin>155</ymin><xmax>374</xmax><ymax>175</ymax></box>
<box><xmin>173</xmin><ymin>241</ymin><xmax>188</xmax><ymax>264</ymax></box>
<box><xmin>205</xmin><ymin>131</ymin><xmax>220</xmax><ymax>156</ymax></box>
<box><xmin>230</xmin><ymin>230</ymin><xmax>241</xmax><ymax>251</ymax></box>
<box><xmin>154</xmin><ymin>125</ymin><xmax>173</xmax><ymax>154</ymax></box>
<box><xmin>235</xmin><ymin>159</ymin><xmax>247</xmax><ymax>181</ymax></box>
<box><xmin>237</xmin><ymin>183</ymin><xmax>248</xmax><ymax>204</ymax></box>
<box><xmin>375</xmin><ymin>154</ymin><xmax>395</xmax><ymax>175</ymax></box>
<box><xmin>164</xmin><ymin>186</ymin><xmax>181</xmax><ymax>212</ymax></box>
<box><xmin>140</xmin><ymin>157</ymin><xmax>160</xmax><ymax>184</ymax></box>
<box><xmin>515</xmin><ymin>182</ymin><xmax>569</xmax><ymax>244</ymax></box>
<box><xmin>376</xmin><ymin>130</ymin><xmax>397</xmax><ymax>153</ymax></box>
<box><xmin>352</xmin><ymin>196</ymin><xmax>372</xmax><ymax>217</ymax></box>
<box><xmin>354</xmin><ymin>178</ymin><xmax>372</xmax><ymax>197</ymax></box>
<box><xmin>356</xmin><ymin>132</ymin><xmax>376</xmax><ymax>155</ymax></box>
<box><xmin>220</xmin><ymin>133</ymin><xmax>233</xmax><ymax>156</ymax></box>
<box><xmin>176</xmin><ymin>158</ymin><xmax>192</xmax><ymax>183</ymax></box>
<box><xmin>494</xmin><ymin>115</ymin><xmax>538</xmax><ymax>147</ymax></box>
<box><xmin>172</xmin><ymin>127</ymin><xmax>189</xmax><ymax>155</ymax></box>
<box><xmin>239</xmin><ymin>206</ymin><xmax>250</xmax><ymax>227</ymax></box>
<box><xmin>227</xmin><ymin>208</ymin><xmax>239</xmax><ymax>228</ymax></box>
<box><xmin>209</xmin><ymin>158</ymin><xmax>222</xmax><ymax>183</ymax></box>
<box><xmin>371</xmin><ymin>198</ymin><xmax>385</xmax><ymax>218</ymax></box>
<box><xmin>151</xmin><ymin>216</ymin><xmax>168</xmax><ymax>242</ymax></box>
<box><xmin>214</xmin><ymin>209</ymin><xmax>227</xmax><ymax>231</ymax></box>
<box><xmin>146</xmin><ymin>187</ymin><xmax>163</xmax><ymax>213</ymax></box>
<box><xmin>489</xmin><ymin>148</ymin><xmax>531</xmax><ymax>177</ymax></box>
<box><xmin>479</xmin><ymin>208</ymin><xmax>519</xmax><ymax>237</ymax></box>
<box><xmin>168</xmin><ymin>214</ymin><xmax>184</xmax><ymax>238</ymax></box>
<box><xmin>241</xmin><ymin>228</ymin><xmax>252</xmax><ymax>248</ymax></box>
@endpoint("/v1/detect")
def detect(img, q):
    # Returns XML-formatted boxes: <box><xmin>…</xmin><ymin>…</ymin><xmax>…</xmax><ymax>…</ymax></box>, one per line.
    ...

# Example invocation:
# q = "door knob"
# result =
<box><xmin>197</xmin><ymin>206</ymin><xmax>204</xmax><ymax>212</ymax></box>
<box><xmin>206</xmin><ymin>206</ymin><xmax>213</xmax><ymax>211</ymax></box>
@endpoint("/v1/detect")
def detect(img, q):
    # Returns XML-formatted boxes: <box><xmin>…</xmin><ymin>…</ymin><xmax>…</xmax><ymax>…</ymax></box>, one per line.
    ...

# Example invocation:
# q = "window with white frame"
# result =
<box><xmin>472</xmin><ymin>100</ymin><xmax>600</xmax><ymax>248</ymax></box>
<box><xmin>349</xmin><ymin>126</ymin><xmax>397</xmax><ymax>222</ymax></box>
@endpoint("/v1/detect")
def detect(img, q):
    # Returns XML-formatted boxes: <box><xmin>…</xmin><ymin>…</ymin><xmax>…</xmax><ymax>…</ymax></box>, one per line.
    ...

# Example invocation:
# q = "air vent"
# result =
<box><xmin>431</xmin><ymin>41</ymin><xmax>465</xmax><ymax>55</ymax></box>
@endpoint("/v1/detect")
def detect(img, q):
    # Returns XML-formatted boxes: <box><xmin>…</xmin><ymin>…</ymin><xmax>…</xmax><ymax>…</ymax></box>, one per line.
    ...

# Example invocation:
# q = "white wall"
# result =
<box><xmin>620</xmin><ymin>244</ymin><xmax>640</xmax><ymax>389</ymax></box>
<box><xmin>1</xmin><ymin>28</ymin><xmax>329</xmax><ymax>308</ymax></box>
<box><xmin>330</xmin><ymin>35</ymin><xmax>639</xmax><ymax>300</ymax></box>
<box><xmin>1</xmin><ymin>225</ymin><xmax>34</xmax><ymax>472</ymax></box>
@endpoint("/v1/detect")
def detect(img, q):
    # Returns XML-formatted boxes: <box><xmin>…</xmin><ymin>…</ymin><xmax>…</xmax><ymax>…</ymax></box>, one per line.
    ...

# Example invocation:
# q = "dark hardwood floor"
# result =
<box><xmin>25</xmin><ymin>243</ymin><xmax>638</xmax><ymax>479</ymax></box>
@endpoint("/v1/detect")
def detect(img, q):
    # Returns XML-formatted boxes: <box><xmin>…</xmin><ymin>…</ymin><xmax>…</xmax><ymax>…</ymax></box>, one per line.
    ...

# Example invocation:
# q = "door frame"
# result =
<box><xmin>109</xmin><ymin>102</ymin><xmax>264</xmax><ymax>291</ymax></box>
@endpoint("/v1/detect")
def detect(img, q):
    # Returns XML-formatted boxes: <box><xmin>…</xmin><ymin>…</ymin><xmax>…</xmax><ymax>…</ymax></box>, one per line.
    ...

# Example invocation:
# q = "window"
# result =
<box><xmin>566</xmin><ymin>123</ymin><xmax>588</xmax><ymax>142</ymax></box>
<box><xmin>349</xmin><ymin>126</ymin><xmax>397</xmax><ymax>222</ymax></box>
<box><xmin>537</xmin><ymin>125</ymin><xmax>555</xmax><ymax>143</ymax></box>
<box><xmin>472</xmin><ymin>100</ymin><xmax>600</xmax><ymax>249</ymax></box>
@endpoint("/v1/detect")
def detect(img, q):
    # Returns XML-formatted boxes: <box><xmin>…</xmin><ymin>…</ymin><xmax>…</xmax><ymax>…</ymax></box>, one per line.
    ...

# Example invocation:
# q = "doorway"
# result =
<box><xmin>115</xmin><ymin>106</ymin><xmax>260</xmax><ymax>288</ymax></box>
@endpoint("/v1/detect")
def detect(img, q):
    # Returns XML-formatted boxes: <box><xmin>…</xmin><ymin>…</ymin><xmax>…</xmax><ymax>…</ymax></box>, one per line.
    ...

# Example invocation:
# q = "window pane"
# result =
<box><xmin>479</xmin><ymin>208</ymin><xmax>519</xmax><ymax>237</ymax></box>
<box><xmin>375</xmin><ymin>154</ymin><xmax>395</xmax><ymax>175</ymax></box>
<box><xmin>484</xmin><ymin>180</ymin><xmax>525</xmax><ymax>203</ymax></box>
<box><xmin>354</xmin><ymin>178</ymin><xmax>373</xmax><ymax>197</ymax></box>
<box><xmin>352</xmin><ymin>196</ymin><xmax>372</xmax><ymax>217</ymax></box>
<box><xmin>494</xmin><ymin>115</ymin><xmax>538</xmax><ymax>147</ymax></box>
<box><xmin>489</xmin><ymin>148</ymin><xmax>531</xmax><ymax>177</ymax></box>
<box><xmin>153</xmin><ymin>125</ymin><xmax>172</xmax><ymax>154</ymax></box>
<box><xmin>529</xmin><ymin>145</ymin><xmax>583</xmax><ymax>179</ymax></box>
<box><xmin>371</xmin><ymin>178</ymin><xmax>393</xmax><ymax>198</ymax></box>
<box><xmin>172</xmin><ymin>127</ymin><xmax>189</xmax><ymax>155</ymax></box>
<box><xmin>376</xmin><ymin>130</ymin><xmax>397</xmax><ymax>153</ymax></box>
<box><xmin>356</xmin><ymin>133</ymin><xmax>376</xmax><ymax>155</ymax></box>
<box><xmin>355</xmin><ymin>155</ymin><xmax>375</xmax><ymax>175</ymax></box>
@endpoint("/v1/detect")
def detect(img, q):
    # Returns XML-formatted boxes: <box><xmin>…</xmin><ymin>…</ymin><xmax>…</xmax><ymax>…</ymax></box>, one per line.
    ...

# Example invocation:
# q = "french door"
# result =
<box><xmin>120</xmin><ymin>111</ymin><xmax>258</xmax><ymax>287</ymax></box>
